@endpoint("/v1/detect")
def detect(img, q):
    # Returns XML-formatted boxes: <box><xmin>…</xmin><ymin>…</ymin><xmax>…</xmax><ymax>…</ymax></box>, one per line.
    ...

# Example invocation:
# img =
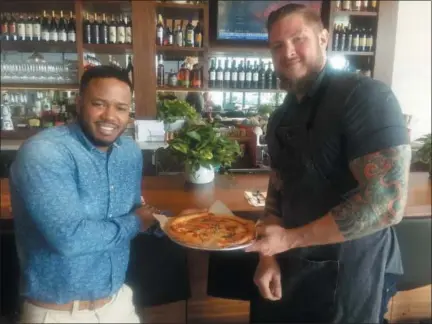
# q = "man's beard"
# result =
<box><xmin>77</xmin><ymin>114</ymin><xmax>123</xmax><ymax>148</ymax></box>
<box><xmin>278</xmin><ymin>52</ymin><xmax>325</xmax><ymax>95</ymax></box>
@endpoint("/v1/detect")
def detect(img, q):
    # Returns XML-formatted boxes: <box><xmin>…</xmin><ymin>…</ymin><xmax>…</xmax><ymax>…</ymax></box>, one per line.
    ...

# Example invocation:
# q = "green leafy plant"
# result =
<box><xmin>414</xmin><ymin>133</ymin><xmax>431</xmax><ymax>176</ymax></box>
<box><xmin>257</xmin><ymin>104</ymin><xmax>275</xmax><ymax>116</ymax></box>
<box><xmin>168</xmin><ymin>120</ymin><xmax>242</xmax><ymax>173</ymax></box>
<box><xmin>157</xmin><ymin>99</ymin><xmax>198</xmax><ymax>124</ymax></box>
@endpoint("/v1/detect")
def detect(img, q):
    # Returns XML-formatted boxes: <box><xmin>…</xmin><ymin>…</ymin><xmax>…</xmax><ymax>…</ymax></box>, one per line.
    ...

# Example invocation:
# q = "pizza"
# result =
<box><xmin>165</xmin><ymin>211</ymin><xmax>256</xmax><ymax>249</ymax></box>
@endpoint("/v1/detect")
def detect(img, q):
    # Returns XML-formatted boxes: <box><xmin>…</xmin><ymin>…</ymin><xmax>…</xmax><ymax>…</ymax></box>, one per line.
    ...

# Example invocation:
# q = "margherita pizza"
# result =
<box><xmin>165</xmin><ymin>211</ymin><xmax>256</xmax><ymax>249</ymax></box>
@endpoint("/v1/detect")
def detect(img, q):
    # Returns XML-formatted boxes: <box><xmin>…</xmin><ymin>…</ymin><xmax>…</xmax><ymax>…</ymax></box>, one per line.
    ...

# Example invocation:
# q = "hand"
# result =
<box><xmin>245</xmin><ymin>224</ymin><xmax>303</xmax><ymax>256</ymax></box>
<box><xmin>135</xmin><ymin>204</ymin><xmax>160</xmax><ymax>231</ymax></box>
<box><xmin>254</xmin><ymin>256</ymin><xmax>282</xmax><ymax>301</ymax></box>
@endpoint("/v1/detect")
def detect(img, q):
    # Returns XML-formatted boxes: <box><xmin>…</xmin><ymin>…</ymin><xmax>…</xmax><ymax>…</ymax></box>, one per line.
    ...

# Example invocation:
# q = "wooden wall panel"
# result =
<box><xmin>131</xmin><ymin>1</ymin><xmax>157</xmax><ymax>118</ymax></box>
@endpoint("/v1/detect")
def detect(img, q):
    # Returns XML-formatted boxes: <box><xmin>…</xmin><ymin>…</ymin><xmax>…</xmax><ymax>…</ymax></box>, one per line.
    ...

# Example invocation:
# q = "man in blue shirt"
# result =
<box><xmin>10</xmin><ymin>65</ymin><xmax>158</xmax><ymax>323</ymax></box>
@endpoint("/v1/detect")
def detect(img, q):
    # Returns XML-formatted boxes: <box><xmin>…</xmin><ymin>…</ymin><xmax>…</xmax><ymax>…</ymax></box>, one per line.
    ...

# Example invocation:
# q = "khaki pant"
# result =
<box><xmin>20</xmin><ymin>285</ymin><xmax>141</xmax><ymax>323</ymax></box>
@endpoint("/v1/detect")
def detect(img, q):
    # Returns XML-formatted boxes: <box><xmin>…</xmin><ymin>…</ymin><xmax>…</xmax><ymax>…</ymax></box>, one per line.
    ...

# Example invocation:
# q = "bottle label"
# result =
<box><xmin>209</xmin><ymin>71</ymin><xmax>216</xmax><ymax>80</ymax></box>
<box><xmin>18</xmin><ymin>23</ymin><xmax>26</xmax><ymax>38</ymax></box>
<box><xmin>252</xmin><ymin>72</ymin><xmax>259</xmax><ymax>82</ymax></box>
<box><xmin>1</xmin><ymin>24</ymin><xmax>8</xmax><ymax>34</ymax></box>
<box><xmin>117</xmin><ymin>27</ymin><xmax>125</xmax><ymax>43</ymax></box>
<box><xmin>9</xmin><ymin>24</ymin><xmax>16</xmax><ymax>34</ymax></box>
<box><xmin>224</xmin><ymin>71</ymin><xmax>230</xmax><ymax>80</ymax></box>
<box><xmin>25</xmin><ymin>24</ymin><xmax>33</xmax><ymax>38</ymax></box>
<box><xmin>157</xmin><ymin>28</ymin><xmax>163</xmax><ymax>42</ymax></box>
<box><xmin>33</xmin><ymin>24</ymin><xmax>41</xmax><ymax>37</ymax></box>
<box><xmin>195</xmin><ymin>33</ymin><xmax>202</xmax><ymax>47</ymax></box>
<box><xmin>239</xmin><ymin>72</ymin><xmax>245</xmax><ymax>81</ymax></box>
<box><xmin>360</xmin><ymin>36</ymin><xmax>367</xmax><ymax>48</ymax></box>
<box><xmin>186</xmin><ymin>29</ymin><xmax>194</xmax><ymax>44</ymax></box>
<box><xmin>50</xmin><ymin>31</ymin><xmax>58</xmax><ymax>41</ymax></box>
<box><xmin>231</xmin><ymin>72</ymin><xmax>238</xmax><ymax>81</ymax></box>
<box><xmin>366</xmin><ymin>37</ymin><xmax>373</xmax><ymax>48</ymax></box>
<box><xmin>126</xmin><ymin>27</ymin><xmax>132</xmax><ymax>43</ymax></box>
<box><xmin>42</xmin><ymin>30</ymin><xmax>50</xmax><ymax>41</ymax></box>
<box><xmin>176</xmin><ymin>34</ymin><xmax>182</xmax><ymax>46</ymax></box>
<box><xmin>245</xmin><ymin>73</ymin><xmax>252</xmax><ymax>81</ymax></box>
<box><xmin>109</xmin><ymin>26</ymin><xmax>116</xmax><ymax>42</ymax></box>
<box><xmin>216</xmin><ymin>71</ymin><xmax>223</xmax><ymax>80</ymax></box>
<box><xmin>168</xmin><ymin>34</ymin><xmax>173</xmax><ymax>45</ymax></box>
<box><xmin>68</xmin><ymin>31</ymin><xmax>76</xmax><ymax>42</ymax></box>
<box><xmin>353</xmin><ymin>35</ymin><xmax>359</xmax><ymax>47</ymax></box>
<box><xmin>59</xmin><ymin>31</ymin><xmax>67</xmax><ymax>42</ymax></box>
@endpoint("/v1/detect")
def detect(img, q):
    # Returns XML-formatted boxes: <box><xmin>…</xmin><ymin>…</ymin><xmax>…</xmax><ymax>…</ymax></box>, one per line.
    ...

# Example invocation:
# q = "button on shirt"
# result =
<box><xmin>9</xmin><ymin>123</ymin><xmax>143</xmax><ymax>304</ymax></box>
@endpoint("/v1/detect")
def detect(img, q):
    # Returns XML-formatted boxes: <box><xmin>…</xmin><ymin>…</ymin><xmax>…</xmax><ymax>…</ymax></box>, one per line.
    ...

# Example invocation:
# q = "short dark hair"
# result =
<box><xmin>267</xmin><ymin>3</ymin><xmax>324</xmax><ymax>33</ymax></box>
<box><xmin>79</xmin><ymin>65</ymin><xmax>133</xmax><ymax>95</ymax></box>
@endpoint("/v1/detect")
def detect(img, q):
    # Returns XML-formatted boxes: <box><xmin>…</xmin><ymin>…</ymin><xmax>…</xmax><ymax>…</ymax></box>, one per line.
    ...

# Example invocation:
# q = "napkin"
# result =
<box><xmin>244</xmin><ymin>191</ymin><xmax>267</xmax><ymax>207</ymax></box>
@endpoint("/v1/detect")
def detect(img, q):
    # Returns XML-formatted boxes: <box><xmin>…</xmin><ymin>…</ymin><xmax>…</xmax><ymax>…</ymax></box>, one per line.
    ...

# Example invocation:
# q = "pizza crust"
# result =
<box><xmin>165</xmin><ymin>212</ymin><xmax>256</xmax><ymax>249</ymax></box>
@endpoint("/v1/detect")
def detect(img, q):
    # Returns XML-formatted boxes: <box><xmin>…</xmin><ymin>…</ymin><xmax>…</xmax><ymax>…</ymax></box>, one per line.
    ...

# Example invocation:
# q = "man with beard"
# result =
<box><xmin>244</xmin><ymin>3</ymin><xmax>411</xmax><ymax>323</ymax></box>
<box><xmin>10</xmin><ymin>65</ymin><xmax>158</xmax><ymax>323</ymax></box>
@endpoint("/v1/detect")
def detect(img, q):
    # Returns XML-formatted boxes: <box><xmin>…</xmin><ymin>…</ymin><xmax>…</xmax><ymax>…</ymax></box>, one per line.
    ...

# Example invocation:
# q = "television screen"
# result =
<box><xmin>216</xmin><ymin>1</ymin><xmax>323</xmax><ymax>41</ymax></box>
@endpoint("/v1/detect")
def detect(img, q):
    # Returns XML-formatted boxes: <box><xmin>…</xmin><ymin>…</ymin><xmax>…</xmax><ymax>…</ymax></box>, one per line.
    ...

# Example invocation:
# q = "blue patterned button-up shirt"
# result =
<box><xmin>9</xmin><ymin>123</ymin><xmax>143</xmax><ymax>304</ymax></box>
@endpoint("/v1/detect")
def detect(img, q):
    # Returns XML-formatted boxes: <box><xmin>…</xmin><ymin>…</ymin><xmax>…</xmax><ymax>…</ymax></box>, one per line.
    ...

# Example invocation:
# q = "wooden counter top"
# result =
<box><xmin>1</xmin><ymin>172</ymin><xmax>431</xmax><ymax>221</ymax></box>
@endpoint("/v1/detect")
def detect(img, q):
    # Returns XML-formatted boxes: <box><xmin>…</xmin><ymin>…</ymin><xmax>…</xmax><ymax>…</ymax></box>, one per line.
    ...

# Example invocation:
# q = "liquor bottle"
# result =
<box><xmin>194</xmin><ymin>21</ymin><xmax>202</xmax><ymax>47</ymax></box>
<box><xmin>157</xmin><ymin>55</ymin><xmax>165</xmax><ymax>86</ymax></box>
<box><xmin>117</xmin><ymin>15</ymin><xmax>126</xmax><ymax>44</ymax></box>
<box><xmin>41</xmin><ymin>11</ymin><xmax>49</xmax><ymax>42</ymax></box>
<box><xmin>238</xmin><ymin>61</ymin><xmax>245</xmax><ymax>89</ymax></box>
<box><xmin>49</xmin><ymin>11</ymin><xmax>58</xmax><ymax>42</ymax></box>
<box><xmin>83</xmin><ymin>12</ymin><xmax>91</xmax><ymax>43</ymax></box>
<box><xmin>32</xmin><ymin>14</ymin><xmax>41</xmax><ymax>41</ymax></box>
<box><xmin>175</xmin><ymin>25</ymin><xmax>183</xmax><ymax>46</ymax></box>
<box><xmin>362</xmin><ymin>0</ymin><xmax>369</xmax><ymax>11</ymax></box>
<box><xmin>351</xmin><ymin>27</ymin><xmax>360</xmax><ymax>52</ymax></box>
<box><xmin>215</xmin><ymin>60</ymin><xmax>223</xmax><ymax>88</ymax></box>
<box><xmin>1</xmin><ymin>14</ymin><xmax>8</xmax><ymax>40</ymax></box>
<box><xmin>230</xmin><ymin>61</ymin><xmax>238</xmax><ymax>89</ymax></box>
<box><xmin>17</xmin><ymin>13</ymin><xmax>26</xmax><ymax>41</ymax></box>
<box><xmin>91</xmin><ymin>13</ymin><xmax>99</xmax><ymax>44</ymax></box>
<box><xmin>164</xmin><ymin>25</ymin><xmax>173</xmax><ymax>45</ymax></box>
<box><xmin>125</xmin><ymin>16</ymin><xmax>132</xmax><ymax>44</ymax></box>
<box><xmin>108</xmin><ymin>14</ymin><xmax>117</xmax><ymax>44</ymax></box>
<box><xmin>366</xmin><ymin>27</ymin><xmax>374</xmax><ymax>51</ymax></box>
<box><xmin>370</xmin><ymin>0</ymin><xmax>377</xmax><ymax>12</ymax></box>
<box><xmin>223</xmin><ymin>59</ymin><xmax>230</xmax><ymax>89</ymax></box>
<box><xmin>252</xmin><ymin>62</ymin><xmax>259</xmax><ymax>89</ymax></box>
<box><xmin>67</xmin><ymin>12</ymin><xmax>76</xmax><ymax>42</ymax></box>
<box><xmin>58</xmin><ymin>11</ymin><xmax>67</xmax><ymax>42</ymax></box>
<box><xmin>126</xmin><ymin>55</ymin><xmax>134</xmax><ymax>85</ymax></box>
<box><xmin>342</xmin><ymin>0</ymin><xmax>351</xmax><ymax>11</ymax></box>
<box><xmin>265</xmin><ymin>63</ymin><xmax>272</xmax><ymax>89</ymax></box>
<box><xmin>245</xmin><ymin>61</ymin><xmax>253</xmax><ymax>89</ymax></box>
<box><xmin>25</xmin><ymin>14</ymin><xmax>33</xmax><ymax>41</ymax></box>
<box><xmin>353</xmin><ymin>0</ymin><xmax>361</xmax><ymax>11</ymax></box>
<box><xmin>339</xmin><ymin>25</ymin><xmax>347</xmax><ymax>51</ymax></box>
<box><xmin>99</xmin><ymin>13</ymin><xmax>108</xmax><ymax>44</ymax></box>
<box><xmin>360</xmin><ymin>27</ymin><xmax>368</xmax><ymax>52</ymax></box>
<box><xmin>156</xmin><ymin>14</ymin><xmax>164</xmax><ymax>46</ymax></box>
<box><xmin>191</xmin><ymin>64</ymin><xmax>202</xmax><ymax>88</ymax></box>
<box><xmin>345</xmin><ymin>23</ymin><xmax>353</xmax><ymax>51</ymax></box>
<box><xmin>258</xmin><ymin>61</ymin><xmax>266</xmax><ymax>89</ymax></box>
<box><xmin>335</xmin><ymin>0</ymin><xmax>341</xmax><ymax>11</ymax></box>
<box><xmin>185</xmin><ymin>19</ymin><xmax>194</xmax><ymax>47</ymax></box>
<box><xmin>333</xmin><ymin>24</ymin><xmax>340</xmax><ymax>51</ymax></box>
<box><xmin>8</xmin><ymin>13</ymin><xmax>17</xmax><ymax>41</ymax></box>
<box><xmin>208</xmin><ymin>59</ymin><xmax>216</xmax><ymax>88</ymax></box>
<box><xmin>179</xmin><ymin>63</ymin><xmax>190</xmax><ymax>88</ymax></box>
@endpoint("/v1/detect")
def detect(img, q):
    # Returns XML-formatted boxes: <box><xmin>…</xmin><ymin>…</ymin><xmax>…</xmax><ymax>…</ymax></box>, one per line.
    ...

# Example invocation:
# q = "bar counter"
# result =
<box><xmin>2</xmin><ymin>172</ymin><xmax>431</xmax><ymax>221</ymax></box>
<box><xmin>1</xmin><ymin>172</ymin><xmax>431</xmax><ymax>323</ymax></box>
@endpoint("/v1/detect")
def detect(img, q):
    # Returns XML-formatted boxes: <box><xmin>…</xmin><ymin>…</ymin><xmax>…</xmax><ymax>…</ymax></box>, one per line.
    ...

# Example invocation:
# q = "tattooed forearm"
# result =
<box><xmin>263</xmin><ymin>170</ymin><xmax>283</xmax><ymax>220</ymax></box>
<box><xmin>331</xmin><ymin>144</ymin><xmax>412</xmax><ymax>240</ymax></box>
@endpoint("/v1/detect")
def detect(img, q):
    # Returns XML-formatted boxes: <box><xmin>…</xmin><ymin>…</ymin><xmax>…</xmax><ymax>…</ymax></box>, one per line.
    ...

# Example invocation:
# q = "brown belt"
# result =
<box><xmin>27</xmin><ymin>296</ymin><xmax>113</xmax><ymax>311</ymax></box>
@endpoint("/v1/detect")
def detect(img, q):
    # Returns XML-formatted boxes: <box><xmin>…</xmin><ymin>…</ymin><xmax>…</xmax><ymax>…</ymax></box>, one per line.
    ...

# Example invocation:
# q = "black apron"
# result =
<box><xmin>209</xmin><ymin>70</ymin><xmax>402</xmax><ymax>323</ymax></box>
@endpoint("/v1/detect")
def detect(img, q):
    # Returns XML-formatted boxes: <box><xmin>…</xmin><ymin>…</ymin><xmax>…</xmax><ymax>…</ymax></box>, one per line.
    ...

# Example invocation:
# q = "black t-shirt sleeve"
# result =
<box><xmin>342</xmin><ymin>78</ymin><xmax>410</xmax><ymax>161</ymax></box>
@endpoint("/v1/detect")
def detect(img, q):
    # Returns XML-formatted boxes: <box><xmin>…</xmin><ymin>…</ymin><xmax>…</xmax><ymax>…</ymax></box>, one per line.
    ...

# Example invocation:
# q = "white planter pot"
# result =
<box><xmin>185</xmin><ymin>164</ymin><xmax>215</xmax><ymax>184</ymax></box>
<box><xmin>164</xmin><ymin>119</ymin><xmax>185</xmax><ymax>132</ymax></box>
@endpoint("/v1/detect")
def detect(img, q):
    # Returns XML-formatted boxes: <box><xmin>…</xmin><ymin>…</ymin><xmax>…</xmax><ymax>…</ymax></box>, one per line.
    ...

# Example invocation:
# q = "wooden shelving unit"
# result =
<box><xmin>0</xmin><ymin>83</ymin><xmax>79</xmax><ymax>90</ymax></box>
<box><xmin>155</xmin><ymin>2</ymin><xmax>206</xmax><ymax>10</ymax></box>
<box><xmin>83</xmin><ymin>43</ymin><xmax>133</xmax><ymax>54</ymax></box>
<box><xmin>1</xmin><ymin>40</ymin><xmax>77</xmax><ymax>53</ymax></box>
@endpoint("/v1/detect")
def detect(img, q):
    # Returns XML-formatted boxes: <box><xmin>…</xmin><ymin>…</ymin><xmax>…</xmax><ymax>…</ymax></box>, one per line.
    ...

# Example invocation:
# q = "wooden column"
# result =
<box><xmin>74</xmin><ymin>0</ymin><xmax>84</xmax><ymax>80</ymax></box>
<box><xmin>131</xmin><ymin>1</ymin><xmax>157</xmax><ymax>119</ymax></box>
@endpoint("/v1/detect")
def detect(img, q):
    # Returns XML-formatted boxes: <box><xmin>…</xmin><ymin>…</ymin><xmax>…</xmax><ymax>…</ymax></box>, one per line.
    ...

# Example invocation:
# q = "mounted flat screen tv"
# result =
<box><xmin>216</xmin><ymin>1</ymin><xmax>323</xmax><ymax>41</ymax></box>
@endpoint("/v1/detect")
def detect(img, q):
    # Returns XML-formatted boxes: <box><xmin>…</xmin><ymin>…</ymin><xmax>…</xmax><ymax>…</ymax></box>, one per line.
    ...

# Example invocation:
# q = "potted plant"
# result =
<box><xmin>414</xmin><ymin>133</ymin><xmax>431</xmax><ymax>178</ymax></box>
<box><xmin>257</xmin><ymin>104</ymin><xmax>275</xmax><ymax>117</ymax></box>
<box><xmin>168</xmin><ymin>121</ymin><xmax>242</xmax><ymax>184</ymax></box>
<box><xmin>157</xmin><ymin>99</ymin><xmax>198</xmax><ymax>132</ymax></box>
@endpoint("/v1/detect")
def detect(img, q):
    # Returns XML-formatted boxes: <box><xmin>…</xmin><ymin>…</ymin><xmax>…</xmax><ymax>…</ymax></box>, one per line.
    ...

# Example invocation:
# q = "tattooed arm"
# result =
<box><xmin>294</xmin><ymin>144</ymin><xmax>411</xmax><ymax>247</ymax></box>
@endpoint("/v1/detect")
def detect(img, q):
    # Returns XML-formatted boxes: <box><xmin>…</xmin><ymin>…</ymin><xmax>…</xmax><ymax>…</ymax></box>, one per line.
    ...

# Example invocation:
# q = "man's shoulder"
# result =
<box><xmin>118</xmin><ymin>136</ymin><xmax>142</xmax><ymax>158</ymax></box>
<box><xmin>19</xmin><ymin>126</ymin><xmax>71</xmax><ymax>159</ymax></box>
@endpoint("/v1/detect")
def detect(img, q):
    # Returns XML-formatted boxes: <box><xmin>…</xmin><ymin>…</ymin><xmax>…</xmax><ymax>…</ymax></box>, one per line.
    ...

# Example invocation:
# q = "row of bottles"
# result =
<box><xmin>156</xmin><ymin>55</ymin><xmax>202</xmax><ymax>88</ymax></box>
<box><xmin>332</xmin><ymin>24</ymin><xmax>374</xmax><ymax>52</ymax></box>
<box><xmin>156</xmin><ymin>15</ymin><xmax>203</xmax><ymax>47</ymax></box>
<box><xmin>1</xmin><ymin>11</ymin><xmax>76</xmax><ymax>42</ymax></box>
<box><xmin>208</xmin><ymin>59</ymin><xmax>278</xmax><ymax>90</ymax></box>
<box><xmin>1</xmin><ymin>90</ymin><xmax>76</xmax><ymax>130</ymax></box>
<box><xmin>335</xmin><ymin>0</ymin><xmax>378</xmax><ymax>12</ymax></box>
<box><xmin>83</xmin><ymin>13</ymin><xmax>132</xmax><ymax>45</ymax></box>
